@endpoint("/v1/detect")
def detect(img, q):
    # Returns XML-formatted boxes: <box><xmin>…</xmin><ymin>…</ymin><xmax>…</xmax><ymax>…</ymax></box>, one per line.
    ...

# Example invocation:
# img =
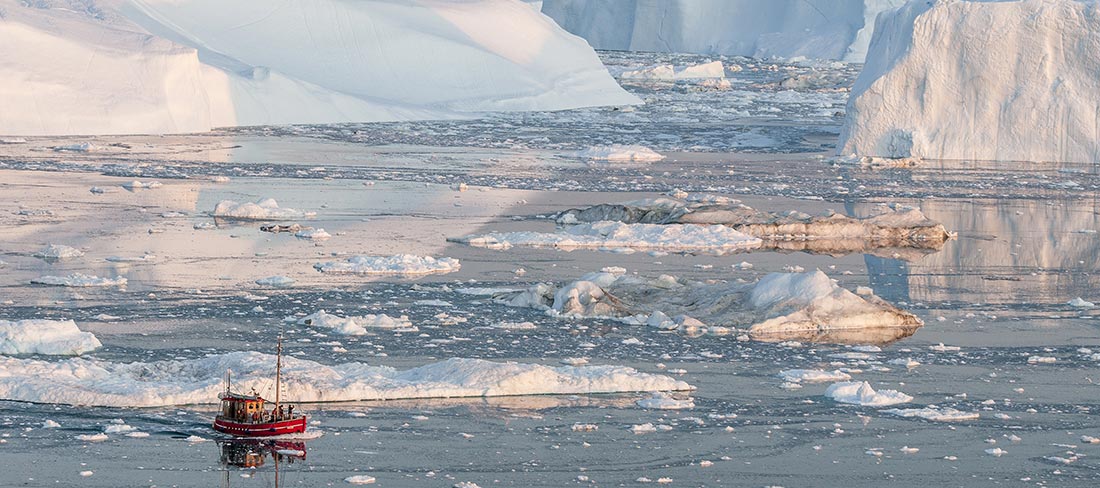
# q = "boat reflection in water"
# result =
<box><xmin>218</xmin><ymin>439</ymin><xmax>306</xmax><ymax>487</ymax></box>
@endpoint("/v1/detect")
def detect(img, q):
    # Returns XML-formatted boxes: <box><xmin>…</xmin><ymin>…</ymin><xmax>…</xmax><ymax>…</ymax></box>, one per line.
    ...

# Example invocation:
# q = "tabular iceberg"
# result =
<box><xmin>0</xmin><ymin>0</ymin><xmax>639</xmax><ymax>136</ymax></box>
<box><xmin>838</xmin><ymin>0</ymin><xmax>1100</xmax><ymax>164</ymax></box>
<box><xmin>538</xmin><ymin>0</ymin><xmax>907</xmax><ymax>61</ymax></box>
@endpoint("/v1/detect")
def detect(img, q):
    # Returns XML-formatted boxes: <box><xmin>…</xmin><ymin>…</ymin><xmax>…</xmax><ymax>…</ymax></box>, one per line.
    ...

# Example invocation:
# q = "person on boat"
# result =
<box><xmin>288</xmin><ymin>405</ymin><xmax>294</xmax><ymax>418</ymax></box>
<box><xmin>278</xmin><ymin>405</ymin><xmax>285</xmax><ymax>420</ymax></box>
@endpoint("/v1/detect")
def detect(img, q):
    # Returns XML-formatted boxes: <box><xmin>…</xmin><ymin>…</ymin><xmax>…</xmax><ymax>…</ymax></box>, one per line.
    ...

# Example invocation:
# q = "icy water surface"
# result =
<box><xmin>1</xmin><ymin>52</ymin><xmax>1099</xmax><ymax>487</ymax></box>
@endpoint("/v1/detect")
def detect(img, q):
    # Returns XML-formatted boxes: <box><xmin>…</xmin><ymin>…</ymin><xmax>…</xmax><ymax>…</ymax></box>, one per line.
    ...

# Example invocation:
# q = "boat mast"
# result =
<box><xmin>275</xmin><ymin>335</ymin><xmax>282</xmax><ymax>412</ymax></box>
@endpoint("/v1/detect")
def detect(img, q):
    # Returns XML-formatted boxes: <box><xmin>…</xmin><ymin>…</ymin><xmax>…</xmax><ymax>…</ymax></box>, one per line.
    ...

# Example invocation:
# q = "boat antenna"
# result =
<box><xmin>224</xmin><ymin>369</ymin><xmax>231</xmax><ymax>394</ymax></box>
<box><xmin>275</xmin><ymin>334</ymin><xmax>282</xmax><ymax>412</ymax></box>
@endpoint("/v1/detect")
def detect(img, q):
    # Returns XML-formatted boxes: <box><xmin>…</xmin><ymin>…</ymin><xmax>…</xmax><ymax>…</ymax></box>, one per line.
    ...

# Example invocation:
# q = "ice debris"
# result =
<box><xmin>572</xmin><ymin>145</ymin><xmax>665</xmax><ymax>162</ymax></box>
<box><xmin>33</xmin><ymin>244</ymin><xmax>84</xmax><ymax>260</ymax></box>
<box><xmin>882</xmin><ymin>407</ymin><xmax>979</xmax><ymax>422</ymax></box>
<box><xmin>454</xmin><ymin>221</ymin><xmax>763</xmax><ymax>253</ymax></box>
<box><xmin>825</xmin><ymin>381</ymin><xmax>912</xmax><ymax>407</ymax></box>
<box><xmin>31</xmin><ymin>274</ymin><xmax>127</xmax><ymax>287</ymax></box>
<box><xmin>298</xmin><ymin>310</ymin><xmax>415</xmax><ymax>335</ymax></box>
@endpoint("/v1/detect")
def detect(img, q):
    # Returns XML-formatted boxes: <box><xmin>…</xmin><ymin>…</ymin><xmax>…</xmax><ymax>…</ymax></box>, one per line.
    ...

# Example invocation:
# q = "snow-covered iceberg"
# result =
<box><xmin>838</xmin><ymin>0</ymin><xmax>1100</xmax><ymax>164</ymax></box>
<box><xmin>0</xmin><ymin>0</ymin><xmax>638</xmax><ymax>136</ymax></box>
<box><xmin>495</xmin><ymin>269</ymin><xmax>922</xmax><ymax>344</ymax></box>
<box><xmin>0</xmin><ymin>353</ymin><xmax>692</xmax><ymax>407</ymax></box>
<box><xmin>538</xmin><ymin>0</ymin><xmax>906</xmax><ymax>61</ymax></box>
<box><xmin>554</xmin><ymin>198</ymin><xmax>950</xmax><ymax>258</ymax></box>
<box><xmin>825</xmin><ymin>381</ymin><xmax>911</xmax><ymax>406</ymax></box>
<box><xmin>0</xmin><ymin>319</ymin><xmax>102</xmax><ymax>356</ymax></box>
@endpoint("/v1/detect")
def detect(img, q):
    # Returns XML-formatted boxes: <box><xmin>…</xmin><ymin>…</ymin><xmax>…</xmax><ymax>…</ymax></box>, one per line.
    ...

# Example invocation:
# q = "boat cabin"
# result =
<box><xmin>220</xmin><ymin>392</ymin><xmax>267</xmax><ymax>423</ymax></box>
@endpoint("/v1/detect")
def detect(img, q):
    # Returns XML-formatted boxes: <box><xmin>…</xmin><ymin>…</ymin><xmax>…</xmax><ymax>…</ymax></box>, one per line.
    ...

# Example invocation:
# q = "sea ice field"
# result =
<box><xmin>2</xmin><ymin>51</ymin><xmax>1099</xmax><ymax>488</ymax></box>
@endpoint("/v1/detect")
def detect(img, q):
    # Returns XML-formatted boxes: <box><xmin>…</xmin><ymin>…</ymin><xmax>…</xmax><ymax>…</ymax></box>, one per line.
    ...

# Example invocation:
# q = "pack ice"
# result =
<box><xmin>496</xmin><ymin>269</ymin><xmax>922</xmax><ymax>345</ymax></box>
<box><xmin>839</xmin><ymin>0</ymin><xmax>1100</xmax><ymax>164</ymax></box>
<box><xmin>538</xmin><ymin>0</ymin><xmax>906</xmax><ymax>61</ymax></box>
<box><xmin>0</xmin><ymin>0</ymin><xmax>638</xmax><ymax>136</ymax></box>
<box><xmin>0</xmin><ymin>353</ymin><xmax>692</xmax><ymax>407</ymax></box>
<box><xmin>0</xmin><ymin>319</ymin><xmax>101</xmax><ymax>356</ymax></box>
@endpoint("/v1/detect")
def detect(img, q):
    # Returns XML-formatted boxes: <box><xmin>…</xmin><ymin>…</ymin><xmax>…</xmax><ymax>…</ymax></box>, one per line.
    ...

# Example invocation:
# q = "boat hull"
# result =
<box><xmin>212</xmin><ymin>416</ymin><xmax>308</xmax><ymax>437</ymax></box>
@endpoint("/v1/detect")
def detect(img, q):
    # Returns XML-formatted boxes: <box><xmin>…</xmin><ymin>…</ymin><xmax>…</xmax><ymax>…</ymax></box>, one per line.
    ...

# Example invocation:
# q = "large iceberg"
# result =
<box><xmin>538</xmin><ymin>0</ymin><xmax>907</xmax><ymax>61</ymax></box>
<box><xmin>0</xmin><ymin>0</ymin><xmax>638</xmax><ymax>136</ymax></box>
<box><xmin>0</xmin><ymin>353</ymin><xmax>692</xmax><ymax>407</ymax></box>
<box><xmin>838</xmin><ymin>0</ymin><xmax>1100</xmax><ymax>164</ymax></box>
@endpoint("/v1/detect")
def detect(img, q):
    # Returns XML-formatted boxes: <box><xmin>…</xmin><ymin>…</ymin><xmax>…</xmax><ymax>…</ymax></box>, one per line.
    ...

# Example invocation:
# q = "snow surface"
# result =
<box><xmin>212</xmin><ymin>199</ymin><xmax>313</xmax><ymax>220</ymax></box>
<box><xmin>539</xmin><ymin>0</ymin><xmax>906</xmax><ymax>61</ymax></box>
<box><xmin>314</xmin><ymin>255</ymin><xmax>460</xmax><ymax>276</ymax></box>
<box><xmin>31</xmin><ymin>274</ymin><xmax>127</xmax><ymax>287</ymax></box>
<box><xmin>455</xmin><ymin>221</ymin><xmax>762</xmax><ymax>252</ymax></box>
<box><xmin>297</xmin><ymin>310</ymin><xmax>415</xmax><ymax>335</ymax></box>
<box><xmin>825</xmin><ymin>381</ymin><xmax>912</xmax><ymax>406</ymax></box>
<box><xmin>0</xmin><ymin>353</ymin><xmax>692</xmax><ymax>407</ymax></box>
<box><xmin>1</xmin><ymin>0</ymin><xmax>638</xmax><ymax>136</ymax></box>
<box><xmin>838</xmin><ymin>0</ymin><xmax>1100</xmax><ymax>164</ymax></box>
<box><xmin>0</xmin><ymin>319</ymin><xmax>102</xmax><ymax>356</ymax></box>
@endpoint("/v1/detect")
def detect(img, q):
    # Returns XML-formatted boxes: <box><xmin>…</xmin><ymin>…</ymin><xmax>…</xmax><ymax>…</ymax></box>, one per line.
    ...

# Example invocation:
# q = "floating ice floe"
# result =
<box><xmin>887</xmin><ymin>358</ymin><xmax>921</xmax><ymax>369</ymax></box>
<box><xmin>295</xmin><ymin>228</ymin><xmax>331</xmax><ymax>241</ymax></box>
<box><xmin>212</xmin><ymin>198</ymin><xmax>314</xmax><ymax>220</ymax></box>
<box><xmin>122</xmin><ymin>180</ymin><xmax>162</xmax><ymax>190</ymax></box>
<box><xmin>33</xmin><ymin>244</ymin><xmax>84</xmax><ymax>260</ymax></box>
<box><xmin>555</xmin><ymin>199</ymin><xmax>950</xmax><ymax>259</ymax></box>
<box><xmin>453</xmin><ymin>221</ymin><xmax>762</xmax><ymax>253</ymax></box>
<box><xmin>620</xmin><ymin>61</ymin><xmax>725</xmax><ymax>81</ymax></box>
<box><xmin>882</xmin><ymin>407</ymin><xmax>979</xmax><ymax>422</ymax></box>
<box><xmin>75</xmin><ymin>433</ymin><xmax>109</xmax><ymax>442</ymax></box>
<box><xmin>314</xmin><ymin>255</ymin><xmax>460</xmax><ymax>276</ymax></box>
<box><xmin>1068</xmin><ymin>297</ymin><xmax>1095</xmax><ymax>308</ymax></box>
<box><xmin>0</xmin><ymin>353</ymin><xmax>692</xmax><ymax>407</ymax></box>
<box><xmin>779</xmin><ymin>369</ymin><xmax>851</xmax><ymax>384</ymax></box>
<box><xmin>1027</xmin><ymin>356</ymin><xmax>1056</xmax><ymax>364</ymax></box>
<box><xmin>572</xmin><ymin>145</ymin><xmax>666</xmax><ymax>162</ymax></box>
<box><xmin>345</xmin><ymin>475</ymin><xmax>377</xmax><ymax>485</ymax></box>
<box><xmin>105</xmin><ymin>254</ymin><xmax>156</xmax><ymax>263</ymax></box>
<box><xmin>496</xmin><ymin>269</ymin><xmax>920</xmax><ymax>345</ymax></box>
<box><xmin>89</xmin><ymin>186</ymin><xmax>120</xmax><ymax>194</ymax></box>
<box><xmin>0</xmin><ymin>319</ymin><xmax>101</xmax><ymax>355</ymax></box>
<box><xmin>492</xmin><ymin>321</ymin><xmax>537</xmax><ymax>331</ymax></box>
<box><xmin>256</xmin><ymin>276</ymin><xmax>295</xmax><ymax>288</ymax></box>
<box><xmin>31</xmin><ymin>274</ymin><xmax>127</xmax><ymax>287</ymax></box>
<box><xmin>825</xmin><ymin>381</ymin><xmax>912</xmax><ymax>407</ymax></box>
<box><xmin>636</xmin><ymin>392</ymin><xmax>694</xmax><ymax>410</ymax></box>
<box><xmin>297</xmin><ymin>310</ymin><xmax>415</xmax><ymax>335</ymax></box>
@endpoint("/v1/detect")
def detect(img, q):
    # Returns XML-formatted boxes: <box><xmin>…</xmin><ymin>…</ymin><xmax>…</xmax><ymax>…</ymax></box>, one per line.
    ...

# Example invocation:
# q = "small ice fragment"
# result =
<box><xmin>345</xmin><ymin>475</ymin><xmax>377</xmax><ymax>484</ymax></box>
<box><xmin>985</xmin><ymin>448</ymin><xmax>1007</xmax><ymax>457</ymax></box>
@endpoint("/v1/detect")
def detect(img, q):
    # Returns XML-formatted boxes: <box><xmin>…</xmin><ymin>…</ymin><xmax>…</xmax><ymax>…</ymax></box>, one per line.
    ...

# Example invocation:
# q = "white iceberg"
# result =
<box><xmin>454</xmin><ymin>221</ymin><xmax>762</xmax><ymax>253</ymax></box>
<box><xmin>212</xmin><ymin>199</ymin><xmax>314</xmax><ymax>221</ymax></box>
<box><xmin>0</xmin><ymin>0</ymin><xmax>638</xmax><ymax>136</ymax></box>
<box><xmin>298</xmin><ymin>310</ymin><xmax>415</xmax><ymax>335</ymax></box>
<box><xmin>556</xmin><ymin>199</ymin><xmax>950</xmax><ymax>258</ymax></box>
<box><xmin>838</xmin><ymin>0</ymin><xmax>1100</xmax><ymax>164</ymax></box>
<box><xmin>31</xmin><ymin>274</ymin><xmax>127</xmax><ymax>288</ymax></box>
<box><xmin>540</xmin><ymin>0</ymin><xmax>906</xmax><ymax>62</ymax></box>
<box><xmin>495</xmin><ymin>269</ymin><xmax>922</xmax><ymax>345</ymax></box>
<box><xmin>0</xmin><ymin>353</ymin><xmax>693</xmax><ymax>407</ymax></box>
<box><xmin>825</xmin><ymin>381</ymin><xmax>912</xmax><ymax>406</ymax></box>
<box><xmin>295</xmin><ymin>228</ymin><xmax>332</xmax><ymax>241</ymax></box>
<box><xmin>0</xmin><ymin>319</ymin><xmax>101</xmax><ymax>356</ymax></box>
<box><xmin>314</xmin><ymin>255</ymin><xmax>460</xmax><ymax>276</ymax></box>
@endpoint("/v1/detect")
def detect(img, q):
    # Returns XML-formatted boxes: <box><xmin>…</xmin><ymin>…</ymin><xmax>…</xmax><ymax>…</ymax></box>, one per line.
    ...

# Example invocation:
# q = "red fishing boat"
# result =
<box><xmin>213</xmin><ymin>337</ymin><xmax>307</xmax><ymax>437</ymax></box>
